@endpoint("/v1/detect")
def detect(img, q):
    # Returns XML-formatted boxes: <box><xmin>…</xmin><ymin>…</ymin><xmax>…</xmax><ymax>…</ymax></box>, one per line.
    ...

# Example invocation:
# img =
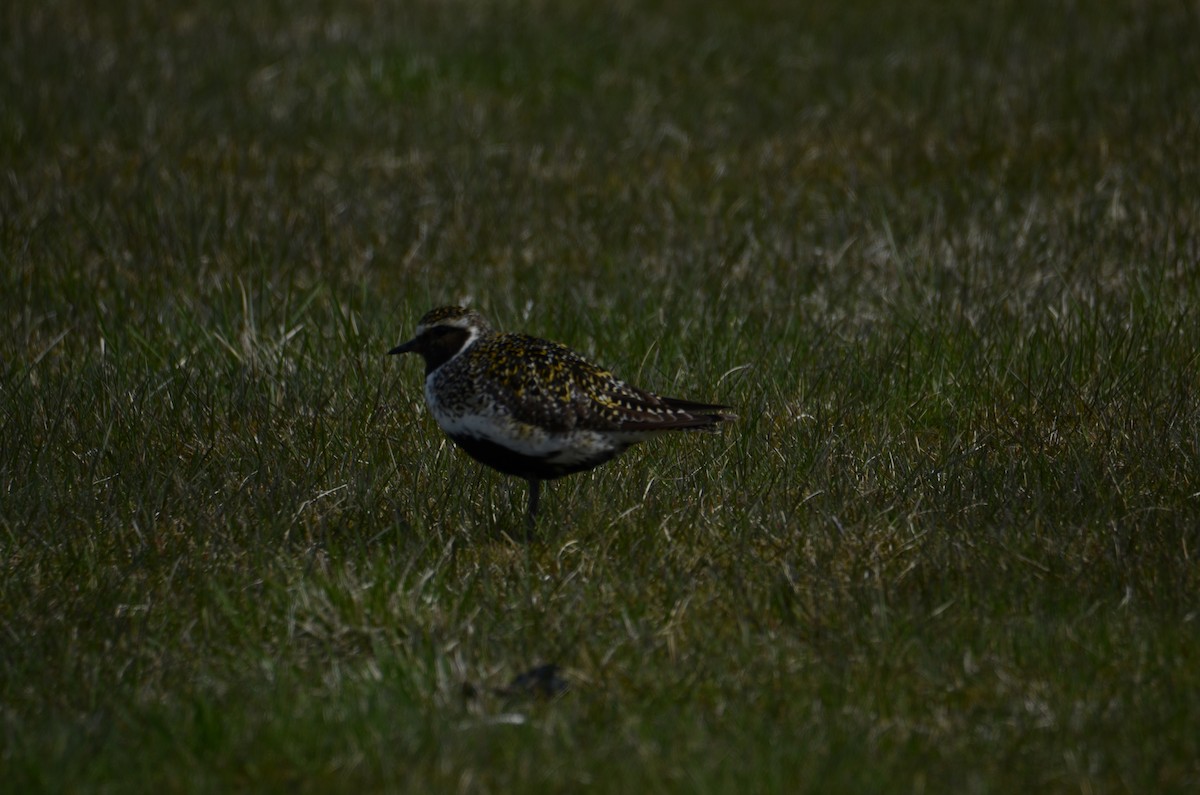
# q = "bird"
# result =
<box><xmin>388</xmin><ymin>306</ymin><xmax>734</xmax><ymax>528</ymax></box>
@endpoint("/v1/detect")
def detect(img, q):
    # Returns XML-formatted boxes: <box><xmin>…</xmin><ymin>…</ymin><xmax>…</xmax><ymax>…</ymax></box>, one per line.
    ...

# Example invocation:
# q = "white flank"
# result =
<box><xmin>424</xmin><ymin>375</ymin><xmax>653</xmax><ymax>464</ymax></box>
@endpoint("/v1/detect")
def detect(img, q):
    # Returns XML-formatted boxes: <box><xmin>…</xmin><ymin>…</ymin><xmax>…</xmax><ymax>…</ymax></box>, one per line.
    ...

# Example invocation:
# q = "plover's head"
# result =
<box><xmin>388</xmin><ymin>306</ymin><xmax>492</xmax><ymax>374</ymax></box>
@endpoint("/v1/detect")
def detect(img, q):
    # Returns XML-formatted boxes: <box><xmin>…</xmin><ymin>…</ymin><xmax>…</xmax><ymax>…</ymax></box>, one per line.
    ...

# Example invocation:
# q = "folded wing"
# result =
<box><xmin>474</xmin><ymin>334</ymin><xmax>734</xmax><ymax>433</ymax></box>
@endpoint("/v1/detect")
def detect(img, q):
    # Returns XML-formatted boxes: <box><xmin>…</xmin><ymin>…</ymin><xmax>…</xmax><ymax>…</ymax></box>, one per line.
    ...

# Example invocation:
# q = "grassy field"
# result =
<box><xmin>3</xmin><ymin>0</ymin><xmax>1199</xmax><ymax>791</ymax></box>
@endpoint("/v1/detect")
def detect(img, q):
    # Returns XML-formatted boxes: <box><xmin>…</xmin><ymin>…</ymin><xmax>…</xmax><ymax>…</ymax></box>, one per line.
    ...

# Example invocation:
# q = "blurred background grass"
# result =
<box><xmin>3</xmin><ymin>0</ymin><xmax>1199</xmax><ymax>791</ymax></box>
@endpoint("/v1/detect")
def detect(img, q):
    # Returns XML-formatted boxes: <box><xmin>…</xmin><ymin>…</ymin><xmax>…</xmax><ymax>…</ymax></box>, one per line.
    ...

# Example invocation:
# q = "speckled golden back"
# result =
<box><xmin>436</xmin><ymin>328</ymin><xmax>729</xmax><ymax>433</ymax></box>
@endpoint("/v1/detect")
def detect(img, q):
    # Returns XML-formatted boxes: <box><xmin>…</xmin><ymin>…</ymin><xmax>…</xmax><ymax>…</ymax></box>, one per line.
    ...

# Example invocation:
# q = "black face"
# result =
<box><xmin>391</xmin><ymin>325</ymin><xmax>472</xmax><ymax>375</ymax></box>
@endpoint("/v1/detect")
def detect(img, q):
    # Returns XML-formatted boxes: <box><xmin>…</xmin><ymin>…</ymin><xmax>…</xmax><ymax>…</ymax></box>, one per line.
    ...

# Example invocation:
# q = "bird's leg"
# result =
<box><xmin>525</xmin><ymin>478</ymin><xmax>541</xmax><ymax>532</ymax></box>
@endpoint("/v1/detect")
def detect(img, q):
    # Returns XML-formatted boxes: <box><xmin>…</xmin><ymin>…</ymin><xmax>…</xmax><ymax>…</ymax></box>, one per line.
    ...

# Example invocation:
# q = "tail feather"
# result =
<box><xmin>613</xmin><ymin>393</ymin><xmax>737</xmax><ymax>432</ymax></box>
<box><xmin>660</xmin><ymin>396</ymin><xmax>737</xmax><ymax>419</ymax></box>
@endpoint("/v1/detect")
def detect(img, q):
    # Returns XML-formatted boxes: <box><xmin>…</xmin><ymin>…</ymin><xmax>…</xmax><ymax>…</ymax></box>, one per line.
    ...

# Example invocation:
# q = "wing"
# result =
<box><xmin>471</xmin><ymin>333</ymin><xmax>734</xmax><ymax>433</ymax></box>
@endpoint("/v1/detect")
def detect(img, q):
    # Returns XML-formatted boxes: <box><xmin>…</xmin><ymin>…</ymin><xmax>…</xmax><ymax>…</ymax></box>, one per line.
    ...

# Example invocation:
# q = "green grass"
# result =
<box><xmin>3</xmin><ymin>0</ymin><xmax>1200</xmax><ymax>791</ymax></box>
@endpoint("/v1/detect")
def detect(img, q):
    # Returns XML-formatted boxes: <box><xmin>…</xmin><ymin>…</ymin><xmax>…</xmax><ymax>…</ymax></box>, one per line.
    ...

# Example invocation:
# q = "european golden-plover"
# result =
<box><xmin>389</xmin><ymin>306</ymin><xmax>734</xmax><ymax>527</ymax></box>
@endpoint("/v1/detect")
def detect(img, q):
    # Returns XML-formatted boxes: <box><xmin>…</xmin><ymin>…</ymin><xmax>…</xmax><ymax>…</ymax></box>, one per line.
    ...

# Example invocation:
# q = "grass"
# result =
<box><xmin>3</xmin><ymin>0</ymin><xmax>1199</xmax><ymax>791</ymax></box>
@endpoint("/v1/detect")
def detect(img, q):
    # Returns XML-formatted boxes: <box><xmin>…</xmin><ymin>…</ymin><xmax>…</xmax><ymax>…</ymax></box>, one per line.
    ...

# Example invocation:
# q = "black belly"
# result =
<box><xmin>448</xmin><ymin>433</ymin><xmax>624</xmax><ymax>481</ymax></box>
